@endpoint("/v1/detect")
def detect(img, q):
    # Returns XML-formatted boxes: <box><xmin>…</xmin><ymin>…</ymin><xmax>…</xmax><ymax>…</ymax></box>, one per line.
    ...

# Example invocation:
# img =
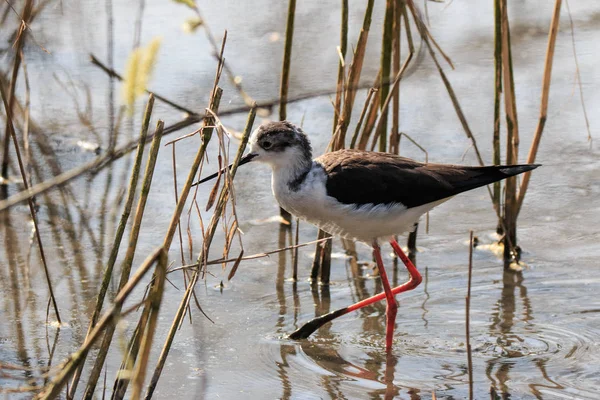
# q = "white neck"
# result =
<box><xmin>265</xmin><ymin>147</ymin><xmax>312</xmax><ymax>188</ymax></box>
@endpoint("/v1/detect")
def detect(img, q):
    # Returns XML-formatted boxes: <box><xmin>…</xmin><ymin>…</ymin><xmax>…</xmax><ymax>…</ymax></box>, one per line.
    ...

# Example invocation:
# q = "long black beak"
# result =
<box><xmin>192</xmin><ymin>153</ymin><xmax>258</xmax><ymax>186</ymax></box>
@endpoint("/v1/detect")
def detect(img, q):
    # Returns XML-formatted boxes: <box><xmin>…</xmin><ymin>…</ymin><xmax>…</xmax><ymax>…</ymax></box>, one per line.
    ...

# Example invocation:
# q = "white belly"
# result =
<box><xmin>272</xmin><ymin>167</ymin><xmax>448</xmax><ymax>243</ymax></box>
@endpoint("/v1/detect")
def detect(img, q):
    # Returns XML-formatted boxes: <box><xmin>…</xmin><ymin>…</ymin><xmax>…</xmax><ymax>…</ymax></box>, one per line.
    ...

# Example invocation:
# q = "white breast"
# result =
<box><xmin>271</xmin><ymin>165</ymin><xmax>448</xmax><ymax>243</ymax></box>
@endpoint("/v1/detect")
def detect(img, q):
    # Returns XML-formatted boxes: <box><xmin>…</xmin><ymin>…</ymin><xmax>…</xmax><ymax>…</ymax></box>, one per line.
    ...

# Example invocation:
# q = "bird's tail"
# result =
<box><xmin>434</xmin><ymin>163</ymin><xmax>541</xmax><ymax>197</ymax></box>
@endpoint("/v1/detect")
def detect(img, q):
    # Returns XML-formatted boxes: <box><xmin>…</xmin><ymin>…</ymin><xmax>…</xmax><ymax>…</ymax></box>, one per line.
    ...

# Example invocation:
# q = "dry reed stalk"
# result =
<box><xmin>1</xmin><ymin>0</ymin><xmax>33</xmax><ymax>181</ymax></box>
<box><xmin>278</xmin><ymin>0</ymin><xmax>296</xmax><ymax>224</ymax></box>
<box><xmin>20</xmin><ymin>50</ymin><xmax>32</xmax><ymax>188</ymax></box>
<box><xmin>378</xmin><ymin>0</ymin><xmax>394</xmax><ymax>152</ymax></box>
<box><xmin>279</xmin><ymin>0</ymin><xmax>296</xmax><ymax>122</ymax></box>
<box><xmin>516</xmin><ymin>0</ymin><xmax>562</xmax><ymax>216</ymax></box>
<box><xmin>144</xmin><ymin>103</ymin><xmax>256</xmax><ymax>399</ymax></box>
<box><xmin>331</xmin><ymin>0</ymin><xmax>348</xmax><ymax>149</ymax></box>
<box><xmin>389</xmin><ymin>0</ymin><xmax>402</xmax><ymax>155</ymax></box>
<box><xmin>466</xmin><ymin>231</ymin><xmax>474</xmax><ymax>400</ymax></box>
<box><xmin>129</xmin><ymin>250</ymin><xmax>168</xmax><ymax>400</ymax></box>
<box><xmin>492</xmin><ymin>0</ymin><xmax>503</xmax><ymax>211</ymax></box>
<box><xmin>82</xmin><ymin>119</ymin><xmax>164</xmax><ymax>399</ymax></box>
<box><xmin>339</xmin><ymin>0</ymin><xmax>375</xmax><ymax>140</ymax></box>
<box><xmin>67</xmin><ymin>95</ymin><xmax>155</xmax><ymax>396</ymax></box>
<box><xmin>36</xmin><ymin>247</ymin><xmax>167</xmax><ymax>400</ymax></box>
<box><xmin>499</xmin><ymin>0</ymin><xmax>520</xmax><ymax>264</ymax></box>
<box><xmin>0</xmin><ymin>59</ymin><xmax>61</xmax><ymax>324</ymax></box>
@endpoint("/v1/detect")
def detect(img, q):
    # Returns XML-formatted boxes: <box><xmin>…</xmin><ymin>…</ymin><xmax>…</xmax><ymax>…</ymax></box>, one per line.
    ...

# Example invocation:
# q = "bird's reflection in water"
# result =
<box><xmin>272</xmin><ymin>232</ymin><xmax>430</xmax><ymax>399</ymax></box>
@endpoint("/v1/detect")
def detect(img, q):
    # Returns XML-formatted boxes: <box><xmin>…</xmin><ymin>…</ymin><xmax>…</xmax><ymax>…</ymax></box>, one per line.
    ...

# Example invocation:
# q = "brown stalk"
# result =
<box><xmin>516</xmin><ymin>0</ymin><xmax>562</xmax><ymax>216</ymax></box>
<box><xmin>331</xmin><ymin>0</ymin><xmax>348</xmax><ymax>149</ymax></box>
<box><xmin>492</xmin><ymin>0</ymin><xmax>503</xmax><ymax>210</ymax></box>
<box><xmin>67</xmin><ymin>95</ymin><xmax>155</xmax><ymax>396</ymax></box>
<box><xmin>378</xmin><ymin>0</ymin><xmax>394</xmax><ymax>152</ymax></box>
<box><xmin>500</xmin><ymin>0</ymin><xmax>520</xmax><ymax>263</ymax></box>
<box><xmin>390</xmin><ymin>0</ymin><xmax>402</xmax><ymax>155</ymax></box>
<box><xmin>339</xmin><ymin>0</ymin><xmax>375</xmax><ymax>140</ymax></box>
<box><xmin>0</xmin><ymin>55</ymin><xmax>61</xmax><ymax>324</ymax></box>
<box><xmin>466</xmin><ymin>231</ymin><xmax>474</xmax><ymax>400</ymax></box>
<box><xmin>129</xmin><ymin>250</ymin><xmax>168</xmax><ymax>400</ymax></box>
<box><xmin>278</xmin><ymin>0</ymin><xmax>296</xmax><ymax>224</ymax></box>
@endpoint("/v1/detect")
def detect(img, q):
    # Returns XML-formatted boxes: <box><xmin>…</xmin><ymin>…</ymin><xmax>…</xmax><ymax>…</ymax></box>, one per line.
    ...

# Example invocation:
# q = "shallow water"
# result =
<box><xmin>1</xmin><ymin>0</ymin><xmax>599</xmax><ymax>399</ymax></box>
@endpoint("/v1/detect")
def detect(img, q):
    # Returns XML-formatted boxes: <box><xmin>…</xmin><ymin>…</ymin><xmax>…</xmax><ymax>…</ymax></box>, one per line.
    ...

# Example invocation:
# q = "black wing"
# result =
<box><xmin>317</xmin><ymin>149</ymin><xmax>539</xmax><ymax>208</ymax></box>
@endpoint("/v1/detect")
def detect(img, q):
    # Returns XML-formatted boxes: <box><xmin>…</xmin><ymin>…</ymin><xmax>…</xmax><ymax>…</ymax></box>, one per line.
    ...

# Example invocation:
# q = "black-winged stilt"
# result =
<box><xmin>196</xmin><ymin>121</ymin><xmax>539</xmax><ymax>350</ymax></box>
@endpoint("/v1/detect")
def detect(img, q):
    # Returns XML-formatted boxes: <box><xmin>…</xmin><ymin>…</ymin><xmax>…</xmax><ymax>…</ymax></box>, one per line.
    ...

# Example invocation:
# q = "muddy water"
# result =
<box><xmin>1</xmin><ymin>0</ymin><xmax>599</xmax><ymax>399</ymax></box>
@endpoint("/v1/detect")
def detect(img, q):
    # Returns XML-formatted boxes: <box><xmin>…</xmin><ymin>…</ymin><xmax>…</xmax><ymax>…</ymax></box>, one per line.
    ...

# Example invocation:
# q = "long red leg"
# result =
<box><xmin>289</xmin><ymin>239</ymin><xmax>422</xmax><ymax>341</ymax></box>
<box><xmin>372</xmin><ymin>241</ymin><xmax>398</xmax><ymax>350</ymax></box>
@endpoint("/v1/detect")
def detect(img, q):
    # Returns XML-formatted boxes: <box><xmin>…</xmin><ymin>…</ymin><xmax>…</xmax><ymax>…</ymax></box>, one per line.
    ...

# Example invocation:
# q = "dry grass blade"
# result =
<box><xmin>205</xmin><ymin>154</ymin><xmax>222</xmax><ymax>211</ymax></box>
<box><xmin>516</xmin><ymin>0</ymin><xmax>561</xmax><ymax>216</ymax></box>
<box><xmin>227</xmin><ymin>250</ymin><xmax>244</xmax><ymax>281</ymax></box>
<box><xmin>36</xmin><ymin>247</ymin><xmax>165</xmax><ymax>400</ymax></box>
<box><xmin>67</xmin><ymin>94</ymin><xmax>155</xmax><ymax>397</ymax></box>
<box><xmin>82</xmin><ymin>119</ymin><xmax>164</xmax><ymax>399</ymax></box>
<box><xmin>170</xmin><ymin>236</ymin><xmax>331</xmax><ymax>274</ymax></box>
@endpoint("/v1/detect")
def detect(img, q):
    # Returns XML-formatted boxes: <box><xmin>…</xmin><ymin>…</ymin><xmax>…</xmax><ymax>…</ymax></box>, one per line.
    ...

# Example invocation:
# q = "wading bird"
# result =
<box><xmin>196</xmin><ymin>121</ymin><xmax>539</xmax><ymax>351</ymax></box>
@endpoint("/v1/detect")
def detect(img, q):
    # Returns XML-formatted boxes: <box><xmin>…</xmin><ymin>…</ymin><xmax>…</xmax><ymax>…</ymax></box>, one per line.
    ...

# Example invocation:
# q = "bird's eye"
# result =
<box><xmin>262</xmin><ymin>140</ymin><xmax>273</xmax><ymax>149</ymax></box>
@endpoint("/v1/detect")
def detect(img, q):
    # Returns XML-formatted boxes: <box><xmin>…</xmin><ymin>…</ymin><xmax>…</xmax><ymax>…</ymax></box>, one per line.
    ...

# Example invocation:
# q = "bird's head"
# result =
<box><xmin>247</xmin><ymin>121</ymin><xmax>312</xmax><ymax>169</ymax></box>
<box><xmin>193</xmin><ymin>121</ymin><xmax>312</xmax><ymax>185</ymax></box>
